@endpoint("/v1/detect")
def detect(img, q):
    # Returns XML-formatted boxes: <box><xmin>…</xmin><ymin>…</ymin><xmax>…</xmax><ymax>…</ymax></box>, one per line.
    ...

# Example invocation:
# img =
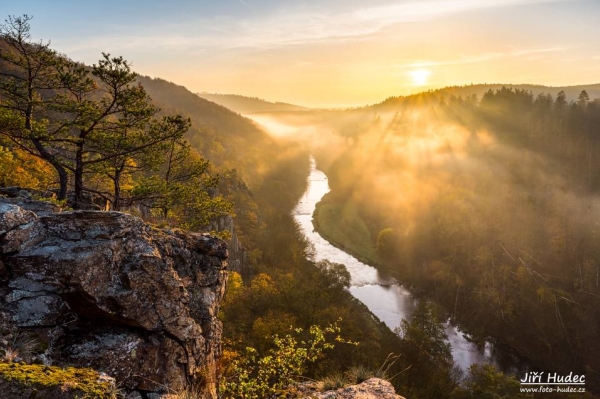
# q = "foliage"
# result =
<box><xmin>129</xmin><ymin>131</ymin><xmax>233</xmax><ymax>233</ymax></box>
<box><xmin>395</xmin><ymin>301</ymin><xmax>461</xmax><ymax>399</ymax></box>
<box><xmin>317</xmin><ymin>354</ymin><xmax>400</xmax><ymax>393</ymax></box>
<box><xmin>54</xmin><ymin>53</ymin><xmax>190</xmax><ymax>209</ymax></box>
<box><xmin>219</xmin><ymin>264</ymin><xmax>397</xmax><ymax>371</ymax></box>
<box><xmin>450</xmin><ymin>364</ymin><xmax>532</xmax><ymax>399</ymax></box>
<box><xmin>318</xmin><ymin>260</ymin><xmax>351</xmax><ymax>289</ymax></box>
<box><xmin>0</xmin><ymin>14</ymin><xmax>234</xmax><ymax>241</ymax></box>
<box><xmin>0</xmin><ymin>144</ymin><xmax>54</xmax><ymax>189</ymax></box>
<box><xmin>219</xmin><ymin>322</ymin><xmax>352</xmax><ymax>399</ymax></box>
<box><xmin>376</xmin><ymin>228</ymin><xmax>397</xmax><ymax>259</ymax></box>
<box><xmin>0</xmin><ymin>16</ymin><xmax>217</xmax><ymax>214</ymax></box>
<box><xmin>0</xmin><ymin>15</ymin><xmax>71</xmax><ymax>198</ymax></box>
<box><xmin>344</xmin><ymin>365</ymin><xmax>375</xmax><ymax>384</ymax></box>
<box><xmin>308</xmin><ymin>86</ymin><xmax>600</xmax><ymax>395</ymax></box>
<box><xmin>136</xmin><ymin>75</ymin><xmax>274</xmax><ymax>187</ymax></box>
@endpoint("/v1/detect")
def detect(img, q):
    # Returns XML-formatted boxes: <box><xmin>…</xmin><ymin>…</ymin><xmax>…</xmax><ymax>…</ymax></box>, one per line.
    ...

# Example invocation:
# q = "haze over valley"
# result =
<box><xmin>1</xmin><ymin>1</ymin><xmax>600</xmax><ymax>398</ymax></box>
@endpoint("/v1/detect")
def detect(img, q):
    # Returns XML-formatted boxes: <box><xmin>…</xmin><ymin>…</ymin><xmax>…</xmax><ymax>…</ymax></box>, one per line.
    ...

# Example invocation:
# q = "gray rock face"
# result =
<box><xmin>0</xmin><ymin>198</ymin><xmax>228</xmax><ymax>397</ymax></box>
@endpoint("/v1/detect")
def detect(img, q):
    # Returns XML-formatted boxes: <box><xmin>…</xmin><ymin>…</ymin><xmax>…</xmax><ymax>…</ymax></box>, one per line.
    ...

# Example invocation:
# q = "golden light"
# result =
<box><xmin>409</xmin><ymin>69</ymin><xmax>431</xmax><ymax>86</ymax></box>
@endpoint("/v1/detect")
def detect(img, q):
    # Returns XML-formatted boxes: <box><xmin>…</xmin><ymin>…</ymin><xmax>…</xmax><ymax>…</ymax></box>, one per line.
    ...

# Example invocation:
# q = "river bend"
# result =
<box><xmin>293</xmin><ymin>157</ymin><xmax>495</xmax><ymax>371</ymax></box>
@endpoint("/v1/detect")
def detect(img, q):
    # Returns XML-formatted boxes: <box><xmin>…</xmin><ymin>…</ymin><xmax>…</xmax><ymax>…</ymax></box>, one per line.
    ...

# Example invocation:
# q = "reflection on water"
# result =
<box><xmin>293</xmin><ymin>156</ymin><xmax>496</xmax><ymax>371</ymax></box>
<box><xmin>349</xmin><ymin>284</ymin><xmax>416</xmax><ymax>329</ymax></box>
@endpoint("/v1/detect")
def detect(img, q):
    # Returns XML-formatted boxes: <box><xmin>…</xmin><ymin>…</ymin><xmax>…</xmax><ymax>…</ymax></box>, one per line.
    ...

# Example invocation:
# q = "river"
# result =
<box><xmin>292</xmin><ymin>157</ymin><xmax>496</xmax><ymax>371</ymax></box>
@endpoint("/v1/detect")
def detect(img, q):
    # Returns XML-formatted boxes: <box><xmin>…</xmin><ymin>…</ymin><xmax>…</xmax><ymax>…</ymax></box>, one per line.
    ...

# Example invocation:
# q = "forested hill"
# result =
<box><xmin>375</xmin><ymin>83</ymin><xmax>600</xmax><ymax>108</ymax></box>
<box><xmin>140</xmin><ymin>79</ymin><xmax>265</xmax><ymax>136</ymax></box>
<box><xmin>298</xmin><ymin>84</ymin><xmax>600</xmax><ymax>395</ymax></box>
<box><xmin>197</xmin><ymin>92</ymin><xmax>309</xmax><ymax>114</ymax></box>
<box><xmin>137</xmin><ymin>76</ymin><xmax>277</xmax><ymax>185</ymax></box>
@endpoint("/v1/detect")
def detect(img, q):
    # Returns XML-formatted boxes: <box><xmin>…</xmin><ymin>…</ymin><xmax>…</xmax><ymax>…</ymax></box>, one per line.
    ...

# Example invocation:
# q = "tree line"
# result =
<box><xmin>305</xmin><ymin>85</ymin><xmax>600</xmax><ymax>396</ymax></box>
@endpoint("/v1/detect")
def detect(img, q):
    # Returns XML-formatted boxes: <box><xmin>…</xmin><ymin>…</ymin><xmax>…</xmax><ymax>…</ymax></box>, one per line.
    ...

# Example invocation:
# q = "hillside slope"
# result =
<box><xmin>198</xmin><ymin>92</ymin><xmax>309</xmax><ymax>114</ymax></box>
<box><xmin>137</xmin><ymin>77</ymin><xmax>278</xmax><ymax>185</ymax></box>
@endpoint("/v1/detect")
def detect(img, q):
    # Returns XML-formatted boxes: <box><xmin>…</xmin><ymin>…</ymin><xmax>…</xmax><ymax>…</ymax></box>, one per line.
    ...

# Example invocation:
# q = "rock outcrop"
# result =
<box><xmin>306</xmin><ymin>378</ymin><xmax>406</xmax><ymax>399</ymax></box>
<box><xmin>0</xmin><ymin>197</ymin><xmax>228</xmax><ymax>397</ymax></box>
<box><xmin>205</xmin><ymin>215</ymin><xmax>249</xmax><ymax>278</ymax></box>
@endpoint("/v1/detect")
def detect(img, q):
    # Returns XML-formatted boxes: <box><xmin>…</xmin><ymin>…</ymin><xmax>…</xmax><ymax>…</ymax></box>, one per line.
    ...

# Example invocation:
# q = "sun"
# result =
<box><xmin>410</xmin><ymin>69</ymin><xmax>431</xmax><ymax>86</ymax></box>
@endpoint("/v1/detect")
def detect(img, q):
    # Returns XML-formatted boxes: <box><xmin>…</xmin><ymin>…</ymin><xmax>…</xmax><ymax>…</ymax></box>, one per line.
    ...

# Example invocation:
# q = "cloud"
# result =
<box><xmin>57</xmin><ymin>0</ymin><xmax>577</xmax><ymax>54</ymax></box>
<box><xmin>353</xmin><ymin>0</ymin><xmax>573</xmax><ymax>25</ymax></box>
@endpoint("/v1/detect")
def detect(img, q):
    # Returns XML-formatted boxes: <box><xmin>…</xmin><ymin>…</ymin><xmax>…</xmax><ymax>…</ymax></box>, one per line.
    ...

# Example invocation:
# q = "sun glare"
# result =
<box><xmin>410</xmin><ymin>69</ymin><xmax>431</xmax><ymax>86</ymax></box>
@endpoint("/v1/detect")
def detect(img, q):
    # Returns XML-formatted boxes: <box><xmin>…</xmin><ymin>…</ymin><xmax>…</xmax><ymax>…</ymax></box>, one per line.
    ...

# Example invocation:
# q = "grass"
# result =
<box><xmin>319</xmin><ymin>366</ymin><xmax>379</xmax><ymax>392</ymax></box>
<box><xmin>313</xmin><ymin>193</ymin><xmax>383</xmax><ymax>266</ymax></box>
<box><xmin>320</xmin><ymin>372</ymin><xmax>347</xmax><ymax>391</ymax></box>
<box><xmin>1</xmin><ymin>332</ymin><xmax>40</xmax><ymax>363</ymax></box>
<box><xmin>319</xmin><ymin>355</ymin><xmax>402</xmax><ymax>392</ymax></box>
<box><xmin>345</xmin><ymin>364</ymin><xmax>378</xmax><ymax>384</ymax></box>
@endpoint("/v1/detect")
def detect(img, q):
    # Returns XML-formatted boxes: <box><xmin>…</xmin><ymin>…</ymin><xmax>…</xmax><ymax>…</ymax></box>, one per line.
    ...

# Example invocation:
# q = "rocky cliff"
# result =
<box><xmin>0</xmin><ymin>195</ymin><xmax>228</xmax><ymax>398</ymax></box>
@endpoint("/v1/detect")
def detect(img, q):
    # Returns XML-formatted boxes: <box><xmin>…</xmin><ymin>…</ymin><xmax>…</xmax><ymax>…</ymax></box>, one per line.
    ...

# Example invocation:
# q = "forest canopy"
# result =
<box><xmin>263</xmin><ymin>85</ymin><xmax>600</xmax><ymax>394</ymax></box>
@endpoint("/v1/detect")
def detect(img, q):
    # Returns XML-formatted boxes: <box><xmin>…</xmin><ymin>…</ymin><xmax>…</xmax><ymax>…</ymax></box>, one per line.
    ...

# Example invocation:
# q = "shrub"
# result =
<box><xmin>219</xmin><ymin>321</ymin><xmax>355</xmax><ymax>399</ymax></box>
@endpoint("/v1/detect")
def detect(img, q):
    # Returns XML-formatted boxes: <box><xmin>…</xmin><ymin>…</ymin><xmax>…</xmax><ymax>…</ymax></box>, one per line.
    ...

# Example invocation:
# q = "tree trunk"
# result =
<box><xmin>113</xmin><ymin>173</ymin><xmax>121</xmax><ymax>211</ymax></box>
<box><xmin>56</xmin><ymin>167</ymin><xmax>69</xmax><ymax>200</ymax></box>
<box><xmin>74</xmin><ymin>145</ymin><xmax>84</xmax><ymax>209</ymax></box>
<box><xmin>30</xmin><ymin>138</ymin><xmax>69</xmax><ymax>200</ymax></box>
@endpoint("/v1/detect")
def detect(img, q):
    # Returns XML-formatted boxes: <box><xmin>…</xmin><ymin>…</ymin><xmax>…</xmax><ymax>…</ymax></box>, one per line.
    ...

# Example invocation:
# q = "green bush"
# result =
<box><xmin>219</xmin><ymin>321</ymin><xmax>355</xmax><ymax>399</ymax></box>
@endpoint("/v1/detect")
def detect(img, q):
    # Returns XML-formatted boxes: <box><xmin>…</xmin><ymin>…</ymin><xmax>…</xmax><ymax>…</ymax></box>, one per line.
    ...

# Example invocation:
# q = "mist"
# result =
<box><xmin>246</xmin><ymin>88</ymin><xmax>600</xmax><ymax>389</ymax></box>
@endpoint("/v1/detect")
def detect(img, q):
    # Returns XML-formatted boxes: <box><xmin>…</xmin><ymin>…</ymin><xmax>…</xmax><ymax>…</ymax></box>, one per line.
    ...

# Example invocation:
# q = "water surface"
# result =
<box><xmin>293</xmin><ymin>157</ymin><xmax>495</xmax><ymax>371</ymax></box>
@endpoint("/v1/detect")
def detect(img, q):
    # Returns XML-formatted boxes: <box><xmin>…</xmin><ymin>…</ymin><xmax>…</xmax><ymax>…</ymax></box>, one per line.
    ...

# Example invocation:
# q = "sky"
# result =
<box><xmin>2</xmin><ymin>0</ymin><xmax>599</xmax><ymax>107</ymax></box>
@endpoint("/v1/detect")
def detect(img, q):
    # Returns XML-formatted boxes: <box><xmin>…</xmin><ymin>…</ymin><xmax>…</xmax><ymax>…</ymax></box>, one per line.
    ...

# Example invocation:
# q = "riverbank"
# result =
<box><xmin>296</xmin><ymin>158</ymin><xmax>505</xmax><ymax>372</ymax></box>
<box><xmin>312</xmin><ymin>193</ymin><xmax>386</xmax><ymax>270</ymax></box>
<box><xmin>311</xmin><ymin>179</ymin><xmax>531</xmax><ymax>376</ymax></box>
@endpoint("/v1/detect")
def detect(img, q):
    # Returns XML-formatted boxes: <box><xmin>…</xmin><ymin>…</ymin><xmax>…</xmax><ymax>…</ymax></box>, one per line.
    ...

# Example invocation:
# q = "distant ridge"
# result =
<box><xmin>197</xmin><ymin>92</ymin><xmax>309</xmax><ymax>114</ymax></box>
<box><xmin>376</xmin><ymin>83</ymin><xmax>600</xmax><ymax>108</ymax></box>
<box><xmin>199</xmin><ymin>84</ymin><xmax>600</xmax><ymax>115</ymax></box>
<box><xmin>434</xmin><ymin>83</ymin><xmax>600</xmax><ymax>100</ymax></box>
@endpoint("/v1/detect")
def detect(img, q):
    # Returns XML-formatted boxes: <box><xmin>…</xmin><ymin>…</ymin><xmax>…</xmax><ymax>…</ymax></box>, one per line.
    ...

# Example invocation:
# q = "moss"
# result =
<box><xmin>0</xmin><ymin>362</ymin><xmax>115</xmax><ymax>399</ymax></box>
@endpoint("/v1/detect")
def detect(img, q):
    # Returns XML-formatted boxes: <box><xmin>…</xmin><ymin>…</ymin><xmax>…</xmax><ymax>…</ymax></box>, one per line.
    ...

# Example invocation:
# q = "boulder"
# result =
<box><xmin>0</xmin><ymin>198</ymin><xmax>228</xmax><ymax>397</ymax></box>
